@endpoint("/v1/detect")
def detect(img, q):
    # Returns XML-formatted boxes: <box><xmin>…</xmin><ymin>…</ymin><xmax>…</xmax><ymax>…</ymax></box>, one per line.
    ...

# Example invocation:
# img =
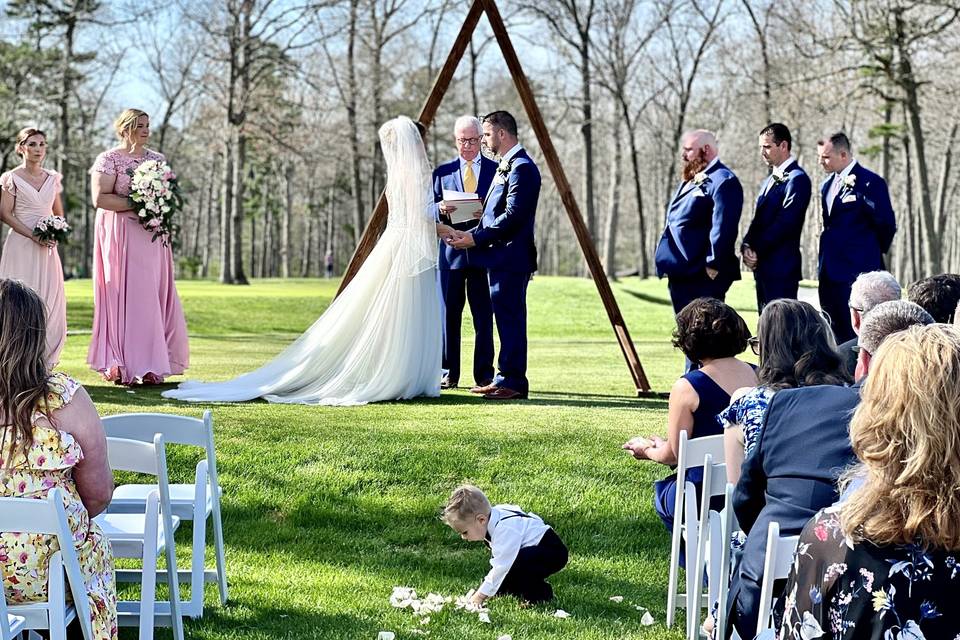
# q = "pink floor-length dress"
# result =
<box><xmin>0</xmin><ymin>169</ymin><xmax>67</xmax><ymax>367</ymax></box>
<box><xmin>87</xmin><ymin>149</ymin><xmax>189</xmax><ymax>384</ymax></box>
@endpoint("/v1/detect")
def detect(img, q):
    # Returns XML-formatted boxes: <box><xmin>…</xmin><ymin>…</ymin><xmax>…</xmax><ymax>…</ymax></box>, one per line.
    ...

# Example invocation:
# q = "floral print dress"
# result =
<box><xmin>0</xmin><ymin>373</ymin><xmax>117</xmax><ymax>639</ymax></box>
<box><xmin>774</xmin><ymin>505</ymin><xmax>960</xmax><ymax>640</ymax></box>
<box><xmin>717</xmin><ymin>385</ymin><xmax>775</xmax><ymax>456</ymax></box>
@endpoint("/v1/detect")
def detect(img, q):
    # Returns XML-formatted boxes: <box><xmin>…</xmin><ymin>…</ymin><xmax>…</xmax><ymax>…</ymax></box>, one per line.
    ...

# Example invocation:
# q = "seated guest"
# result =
<box><xmin>726</xmin><ymin>298</ymin><xmax>934</xmax><ymax>639</ymax></box>
<box><xmin>0</xmin><ymin>279</ymin><xmax>117</xmax><ymax>640</ymax></box>
<box><xmin>837</xmin><ymin>270</ymin><xmax>900</xmax><ymax>375</ymax></box>
<box><xmin>719</xmin><ymin>299</ymin><xmax>849</xmax><ymax>485</ymax></box>
<box><xmin>907</xmin><ymin>272</ymin><xmax>960</xmax><ymax>323</ymax></box>
<box><xmin>624</xmin><ymin>297</ymin><xmax>757</xmax><ymax>539</ymax></box>
<box><xmin>776</xmin><ymin>324</ymin><xmax>960</xmax><ymax>640</ymax></box>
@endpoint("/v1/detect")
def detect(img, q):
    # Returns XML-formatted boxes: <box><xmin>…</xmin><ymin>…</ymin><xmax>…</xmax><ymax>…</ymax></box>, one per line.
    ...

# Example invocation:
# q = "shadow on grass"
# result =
<box><xmin>618</xmin><ymin>288</ymin><xmax>673</xmax><ymax>307</ymax></box>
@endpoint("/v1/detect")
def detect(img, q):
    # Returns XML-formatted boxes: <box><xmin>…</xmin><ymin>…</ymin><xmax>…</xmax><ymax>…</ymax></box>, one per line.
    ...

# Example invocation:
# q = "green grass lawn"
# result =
<box><xmin>58</xmin><ymin>274</ymin><xmax>762</xmax><ymax>639</ymax></box>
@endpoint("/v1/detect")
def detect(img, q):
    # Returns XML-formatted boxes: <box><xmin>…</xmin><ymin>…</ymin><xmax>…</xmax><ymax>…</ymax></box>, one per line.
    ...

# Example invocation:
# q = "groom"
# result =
<box><xmin>448</xmin><ymin>110</ymin><xmax>540</xmax><ymax>400</ymax></box>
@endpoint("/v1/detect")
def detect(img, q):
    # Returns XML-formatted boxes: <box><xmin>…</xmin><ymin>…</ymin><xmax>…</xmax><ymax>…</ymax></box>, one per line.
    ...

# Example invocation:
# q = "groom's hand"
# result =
<box><xmin>449</xmin><ymin>231</ymin><xmax>476</xmax><ymax>249</ymax></box>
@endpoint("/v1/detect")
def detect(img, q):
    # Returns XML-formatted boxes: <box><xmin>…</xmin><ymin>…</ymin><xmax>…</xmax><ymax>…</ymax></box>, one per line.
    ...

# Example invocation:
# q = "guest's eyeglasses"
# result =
<box><xmin>456</xmin><ymin>137</ymin><xmax>480</xmax><ymax>146</ymax></box>
<box><xmin>747</xmin><ymin>336</ymin><xmax>760</xmax><ymax>356</ymax></box>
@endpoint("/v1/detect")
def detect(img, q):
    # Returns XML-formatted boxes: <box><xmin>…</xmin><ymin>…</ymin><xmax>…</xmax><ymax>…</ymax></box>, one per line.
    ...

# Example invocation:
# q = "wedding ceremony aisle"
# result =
<box><xmin>59</xmin><ymin>275</ymin><xmax>765</xmax><ymax>639</ymax></box>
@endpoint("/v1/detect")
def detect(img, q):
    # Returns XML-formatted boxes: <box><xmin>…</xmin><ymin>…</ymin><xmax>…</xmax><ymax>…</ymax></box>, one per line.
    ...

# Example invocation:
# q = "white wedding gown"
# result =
<box><xmin>162</xmin><ymin>116</ymin><xmax>441</xmax><ymax>405</ymax></box>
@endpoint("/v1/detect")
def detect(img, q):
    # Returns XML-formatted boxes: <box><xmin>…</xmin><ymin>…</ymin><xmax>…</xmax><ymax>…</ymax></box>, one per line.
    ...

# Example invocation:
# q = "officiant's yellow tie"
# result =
<box><xmin>464</xmin><ymin>162</ymin><xmax>477</xmax><ymax>193</ymax></box>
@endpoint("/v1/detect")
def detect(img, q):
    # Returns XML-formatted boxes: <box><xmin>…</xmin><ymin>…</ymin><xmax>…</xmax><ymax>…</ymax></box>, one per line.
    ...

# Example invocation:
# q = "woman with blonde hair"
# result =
<box><xmin>87</xmin><ymin>108</ymin><xmax>188</xmax><ymax>385</ymax></box>
<box><xmin>775</xmin><ymin>323</ymin><xmax>960</xmax><ymax>639</ymax></box>
<box><xmin>0</xmin><ymin>279</ymin><xmax>117</xmax><ymax>639</ymax></box>
<box><xmin>0</xmin><ymin>127</ymin><xmax>67</xmax><ymax>366</ymax></box>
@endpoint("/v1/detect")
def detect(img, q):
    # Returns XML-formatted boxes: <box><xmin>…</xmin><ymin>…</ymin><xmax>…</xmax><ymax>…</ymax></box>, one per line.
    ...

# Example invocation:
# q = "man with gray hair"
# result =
<box><xmin>855</xmin><ymin>300</ymin><xmax>934</xmax><ymax>381</ymax></box>
<box><xmin>816</xmin><ymin>132</ymin><xmax>897</xmax><ymax>343</ymax></box>
<box><xmin>432</xmin><ymin>115</ymin><xmax>498</xmax><ymax>389</ymax></box>
<box><xmin>836</xmin><ymin>270</ymin><xmax>901</xmax><ymax>375</ymax></box>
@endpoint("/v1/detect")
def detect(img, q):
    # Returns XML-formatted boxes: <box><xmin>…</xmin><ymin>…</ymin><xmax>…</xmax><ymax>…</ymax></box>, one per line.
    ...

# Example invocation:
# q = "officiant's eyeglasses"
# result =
<box><xmin>456</xmin><ymin>137</ymin><xmax>480</xmax><ymax>146</ymax></box>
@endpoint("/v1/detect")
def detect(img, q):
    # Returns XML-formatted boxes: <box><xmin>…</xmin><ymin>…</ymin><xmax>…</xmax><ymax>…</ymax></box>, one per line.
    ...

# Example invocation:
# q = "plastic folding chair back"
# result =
<box><xmin>666</xmin><ymin>430</ymin><xmax>725</xmax><ymax>629</ymax></box>
<box><xmin>101</xmin><ymin>410</ymin><xmax>227</xmax><ymax>613</ymax></box>
<box><xmin>688</xmin><ymin>452</ymin><xmax>728</xmax><ymax>639</ymax></box>
<box><xmin>0</xmin><ymin>489</ymin><xmax>94</xmax><ymax>640</ymax></box>
<box><xmin>756</xmin><ymin>521</ymin><xmax>800</xmax><ymax>634</ymax></box>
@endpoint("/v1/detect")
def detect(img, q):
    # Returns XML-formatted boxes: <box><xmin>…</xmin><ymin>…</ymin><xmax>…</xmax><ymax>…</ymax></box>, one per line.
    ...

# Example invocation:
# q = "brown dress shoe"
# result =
<box><xmin>483</xmin><ymin>387</ymin><xmax>528</xmax><ymax>400</ymax></box>
<box><xmin>470</xmin><ymin>380</ymin><xmax>496</xmax><ymax>394</ymax></box>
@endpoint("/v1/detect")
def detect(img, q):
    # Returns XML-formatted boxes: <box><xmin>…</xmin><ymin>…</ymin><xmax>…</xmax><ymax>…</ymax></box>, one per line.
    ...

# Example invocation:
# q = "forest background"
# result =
<box><xmin>1</xmin><ymin>0</ymin><xmax>958</xmax><ymax>287</ymax></box>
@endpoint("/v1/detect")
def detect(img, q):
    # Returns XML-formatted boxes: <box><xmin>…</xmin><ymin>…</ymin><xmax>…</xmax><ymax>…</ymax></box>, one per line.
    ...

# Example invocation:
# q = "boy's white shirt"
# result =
<box><xmin>478</xmin><ymin>504</ymin><xmax>551</xmax><ymax>597</ymax></box>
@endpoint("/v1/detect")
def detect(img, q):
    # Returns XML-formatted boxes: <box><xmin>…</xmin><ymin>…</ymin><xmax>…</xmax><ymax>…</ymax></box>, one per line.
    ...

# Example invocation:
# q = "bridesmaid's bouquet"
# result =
<box><xmin>126</xmin><ymin>160</ymin><xmax>183</xmax><ymax>245</ymax></box>
<box><xmin>32</xmin><ymin>215</ymin><xmax>70</xmax><ymax>254</ymax></box>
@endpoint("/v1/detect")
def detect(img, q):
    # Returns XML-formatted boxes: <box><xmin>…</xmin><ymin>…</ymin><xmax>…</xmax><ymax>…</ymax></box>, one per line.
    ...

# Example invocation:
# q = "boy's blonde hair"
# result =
<box><xmin>442</xmin><ymin>484</ymin><xmax>491</xmax><ymax>526</ymax></box>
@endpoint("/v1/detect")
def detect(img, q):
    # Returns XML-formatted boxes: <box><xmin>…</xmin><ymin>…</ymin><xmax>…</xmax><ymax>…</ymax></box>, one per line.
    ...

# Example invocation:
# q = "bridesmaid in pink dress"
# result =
<box><xmin>0</xmin><ymin>127</ymin><xmax>67</xmax><ymax>367</ymax></box>
<box><xmin>87</xmin><ymin>109</ymin><xmax>189</xmax><ymax>385</ymax></box>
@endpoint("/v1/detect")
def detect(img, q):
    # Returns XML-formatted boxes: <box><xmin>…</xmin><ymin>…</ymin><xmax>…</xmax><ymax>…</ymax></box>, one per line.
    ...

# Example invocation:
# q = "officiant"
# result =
<box><xmin>432</xmin><ymin>115</ymin><xmax>497</xmax><ymax>390</ymax></box>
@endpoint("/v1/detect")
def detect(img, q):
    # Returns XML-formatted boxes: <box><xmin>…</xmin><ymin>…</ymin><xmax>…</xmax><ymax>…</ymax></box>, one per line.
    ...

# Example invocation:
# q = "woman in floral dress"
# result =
<box><xmin>87</xmin><ymin>108</ymin><xmax>188</xmax><ymax>385</ymax></box>
<box><xmin>0</xmin><ymin>279</ymin><xmax>116</xmax><ymax>639</ymax></box>
<box><xmin>775</xmin><ymin>324</ymin><xmax>960</xmax><ymax>640</ymax></box>
<box><xmin>0</xmin><ymin>127</ymin><xmax>67</xmax><ymax>367</ymax></box>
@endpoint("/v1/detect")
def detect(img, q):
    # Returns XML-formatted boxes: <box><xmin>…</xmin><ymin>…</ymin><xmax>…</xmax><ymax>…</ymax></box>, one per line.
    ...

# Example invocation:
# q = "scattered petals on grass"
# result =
<box><xmin>419</xmin><ymin>617</ymin><xmax>430</xmax><ymax>625</ymax></box>
<box><xmin>478</xmin><ymin>611</ymin><xmax>491</xmax><ymax>624</ymax></box>
<box><xmin>554</xmin><ymin>609</ymin><xmax>571</xmax><ymax>618</ymax></box>
<box><xmin>377</xmin><ymin>633</ymin><xmax>395</xmax><ymax>640</ymax></box>
<box><xmin>609</xmin><ymin>595</ymin><xmax>624</xmax><ymax>603</ymax></box>
<box><xmin>497</xmin><ymin>636</ymin><xmax>513</xmax><ymax>640</ymax></box>
<box><xmin>641</xmin><ymin>611</ymin><xmax>655</xmax><ymax>626</ymax></box>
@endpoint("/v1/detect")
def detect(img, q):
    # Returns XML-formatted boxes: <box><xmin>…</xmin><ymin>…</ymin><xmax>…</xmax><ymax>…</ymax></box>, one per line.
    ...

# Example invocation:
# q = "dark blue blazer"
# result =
<box><xmin>729</xmin><ymin>383</ymin><xmax>860</xmax><ymax>638</ymax></box>
<box><xmin>432</xmin><ymin>155</ymin><xmax>497</xmax><ymax>270</ymax></box>
<box><xmin>655</xmin><ymin>160</ymin><xmax>743</xmax><ymax>281</ymax></box>
<box><xmin>743</xmin><ymin>160</ymin><xmax>811</xmax><ymax>282</ymax></box>
<box><xmin>469</xmin><ymin>149</ymin><xmax>540</xmax><ymax>273</ymax></box>
<box><xmin>818</xmin><ymin>162</ymin><xmax>896</xmax><ymax>282</ymax></box>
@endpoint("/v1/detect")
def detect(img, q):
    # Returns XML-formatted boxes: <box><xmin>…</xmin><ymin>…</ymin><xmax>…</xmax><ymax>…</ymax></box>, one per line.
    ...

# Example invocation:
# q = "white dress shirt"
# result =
<box><xmin>827</xmin><ymin>158</ymin><xmax>858</xmax><ymax>214</ymax></box>
<box><xmin>500</xmin><ymin>143</ymin><xmax>523</xmax><ymax>164</ymax></box>
<box><xmin>478</xmin><ymin>504</ymin><xmax>551</xmax><ymax>597</ymax></box>
<box><xmin>763</xmin><ymin>155</ymin><xmax>796</xmax><ymax>195</ymax></box>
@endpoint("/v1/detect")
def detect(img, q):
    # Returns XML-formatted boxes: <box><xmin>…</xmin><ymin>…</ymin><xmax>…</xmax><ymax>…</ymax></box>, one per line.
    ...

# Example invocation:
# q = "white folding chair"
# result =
<box><xmin>0</xmin><ymin>489</ymin><xmax>94</xmax><ymax>640</ymax></box>
<box><xmin>714</xmin><ymin>482</ymin><xmax>738</xmax><ymax>640</ymax></box>
<box><xmin>0</xmin><ymin>592</ymin><xmax>25</xmax><ymax>640</ymax></box>
<box><xmin>687</xmin><ymin>453</ymin><xmax>728</xmax><ymax>640</ymax></box>
<box><xmin>666</xmin><ymin>430</ymin><xmax>726</xmax><ymax>629</ymax></box>
<box><xmin>101</xmin><ymin>411</ymin><xmax>227</xmax><ymax>616</ymax></box>
<box><xmin>756</xmin><ymin>521</ymin><xmax>800</xmax><ymax>634</ymax></box>
<box><xmin>94</xmin><ymin>435</ymin><xmax>184</xmax><ymax>640</ymax></box>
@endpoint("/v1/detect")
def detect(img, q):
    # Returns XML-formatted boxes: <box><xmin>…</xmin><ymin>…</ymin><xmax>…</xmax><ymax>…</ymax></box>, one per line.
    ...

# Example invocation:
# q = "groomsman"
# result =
<box><xmin>655</xmin><ymin>129</ymin><xmax>743</xmax><ymax>314</ymax></box>
<box><xmin>816</xmin><ymin>132</ymin><xmax>896</xmax><ymax>343</ymax></box>
<box><xmin>449</xmin><ymin>111</ymin><xmax>540</xmax><ymax>400</ymax></box>
<box><xmin>433</xmin><ymin>116</ymin><xmax>497</xmax><ymax>389</ymax></box>
<box><xmin>742</xmin><ymin>123</ymin><xmax>811</xmax><ymax>312</ymax></box>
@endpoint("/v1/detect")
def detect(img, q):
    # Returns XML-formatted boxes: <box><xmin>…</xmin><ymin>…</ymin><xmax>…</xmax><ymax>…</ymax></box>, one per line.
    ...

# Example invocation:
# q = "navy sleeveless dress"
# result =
<box><xmin>652</xmin><ymin>370</ymin><xmax>730</xmax><ymax>541</ymax></box>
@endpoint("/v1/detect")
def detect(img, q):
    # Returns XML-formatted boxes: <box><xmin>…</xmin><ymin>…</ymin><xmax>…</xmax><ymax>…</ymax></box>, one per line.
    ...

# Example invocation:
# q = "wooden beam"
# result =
<box><xmin>336</xmin><ymin>0</ymin><xmax>486</xmax><ymax>296</ymax></box>
<box><xmin>479</xmin><ymin>0</ymin><xmax>650</xmax><ymax>393</ymax></box>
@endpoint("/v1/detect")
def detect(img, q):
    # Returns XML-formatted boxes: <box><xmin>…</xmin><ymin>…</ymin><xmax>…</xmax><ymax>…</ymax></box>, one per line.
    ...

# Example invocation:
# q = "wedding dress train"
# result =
<box><xmin>162</xmin><ymin>116</ymin><xmax>441</xmax><ymax>405</ymax></box>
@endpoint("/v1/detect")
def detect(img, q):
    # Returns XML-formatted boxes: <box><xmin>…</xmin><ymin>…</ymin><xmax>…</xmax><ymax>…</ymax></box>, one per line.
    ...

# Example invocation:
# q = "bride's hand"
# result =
<box><xmin>436</xmin><ymin>223</ymin><xmax>456</xmax><ymax>240</ymax></box>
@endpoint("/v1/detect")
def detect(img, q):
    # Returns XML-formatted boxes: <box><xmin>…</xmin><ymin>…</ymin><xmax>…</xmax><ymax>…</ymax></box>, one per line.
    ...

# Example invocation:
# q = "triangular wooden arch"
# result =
<box><xmin>337</xmin><ymin>0</ymin><xmax>651</xmax><ymax>395</ymax></box>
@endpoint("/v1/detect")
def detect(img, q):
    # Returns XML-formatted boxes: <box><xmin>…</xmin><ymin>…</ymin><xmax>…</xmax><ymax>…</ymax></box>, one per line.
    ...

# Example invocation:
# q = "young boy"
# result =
<box><xmin>442</xmin><ymin>484</ymin><xmax>568</xmax><ymax>606</ymax></box>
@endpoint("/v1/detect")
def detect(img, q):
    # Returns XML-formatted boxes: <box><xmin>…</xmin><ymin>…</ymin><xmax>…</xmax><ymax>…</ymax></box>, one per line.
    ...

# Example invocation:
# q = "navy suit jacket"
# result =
<box><xmin>818</xmin><ymin>162</ymin><xmax>896</xmax><ymax>282</ymax></box>
<box><xmin>655</xmin><ymin>160</ymin><xmax>743</xmax><ymax>281</ymax></box>
<box><xmin>729</xmin><ymin>383</ymin><xmax>860</xmax><ymax>637</ymax></box>
<box><xmin>743</xmin><ymin>160</ymin><xmax>811</xmax><ymax>282</ymax></box>
<box><xmin>432</xmin><ymin>155</ymin><xmax>497</xmax><ymax>271</ymax></box>
<box><xmin>468</xmin><ymin>149</ymin><xmax>540</xmax><ymax>273</ymax></box>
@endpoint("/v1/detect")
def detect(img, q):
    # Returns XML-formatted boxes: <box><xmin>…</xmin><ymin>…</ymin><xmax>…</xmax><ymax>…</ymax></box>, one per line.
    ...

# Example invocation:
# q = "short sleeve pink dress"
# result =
<box><xmin>87</xmin><ymin>149</ymin><xmax>189</xmax><ymax>384</ymax></box>
<box><xmin>0</xmin><ymin>169</ymin><xmax>67</xmax><ymax>367</ymax></box>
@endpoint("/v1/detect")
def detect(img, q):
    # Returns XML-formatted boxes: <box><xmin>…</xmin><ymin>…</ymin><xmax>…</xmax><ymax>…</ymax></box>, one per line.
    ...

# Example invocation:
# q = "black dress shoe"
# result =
<box><xmin>441</xmin><ymin>377</ymin><xmax>458</xmax><ymax>390</ymax></box>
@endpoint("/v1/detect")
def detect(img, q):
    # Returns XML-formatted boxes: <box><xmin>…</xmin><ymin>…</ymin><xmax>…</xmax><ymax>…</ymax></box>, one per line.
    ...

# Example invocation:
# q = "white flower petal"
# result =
<box><xmin>554</xmin><ymin>609</ymin><xmax>571</xmax><ymax>618</ymax></box>
<box><xmin>609</xmin><ymin>595</ymin><xmax>624</xmax><ymax>603</ymax></box>
<box><xmin>641</xmin><ymin>611</ymin><xmax>655</xmax><ymax>626</ymax></box>
<box><xmin>478</xmin><ymin>611</ymin><xmax>491</xmax><ymax>624</ymax></box>
<box><xmin>377</xmin><ymin>633</ymin><xmax>395</xmax><ymax>640</ymax></box>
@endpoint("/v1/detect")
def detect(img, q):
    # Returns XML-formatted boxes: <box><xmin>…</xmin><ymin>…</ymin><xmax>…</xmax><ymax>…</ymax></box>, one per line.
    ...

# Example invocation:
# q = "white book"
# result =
<box><xmin>442</xmin><ymin>189</ymin><xmax>482</xmax><ymax>224</ymax></box>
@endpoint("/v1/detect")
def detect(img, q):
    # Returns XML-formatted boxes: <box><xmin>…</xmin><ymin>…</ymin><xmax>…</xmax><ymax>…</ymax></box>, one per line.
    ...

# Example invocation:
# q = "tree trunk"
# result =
<box><xmin>230</xmin><ymin>127</ymin><xmax>249</xmax><ymax>284</ymax></box>
<box><xmin>621</xmin><ymin>100</ymin><xmax>648</xmax><ymax>278</ymax></box>
<box><xmin>219</xmin><ymin>142</ymin><xmax>234</xmax><ymax>283</ymax></box>
<box><xmin>602</xmin><ymin>121</ymin><xmax>622</xmax><ymax>279</ymax></box>
<box><xmin>580</xmin><ymin>41</ymin><xmax>596</xmax><ymax>254</ymax></box>
<box><xmin>346</xmin><ymin>0</ymin><xmax>364</xmax><ymax>248</ymax></box>
<box><xmin>282</xmin><ymin>162</ymin><xmax>293</xmax><ymax>278</ymax></box>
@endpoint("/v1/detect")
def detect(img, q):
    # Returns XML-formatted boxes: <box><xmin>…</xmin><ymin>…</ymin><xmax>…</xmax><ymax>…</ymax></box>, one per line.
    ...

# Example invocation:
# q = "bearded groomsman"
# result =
<box><xmin>741</xmin><ymin>123</ymin><xmax>811</xmax><ymax>312</ymax></box>
<box><xmin>816</xmin><ymin>132</ymin><xmax>896</xmax><ymax>343</ymax></box>
<box><xmin>433</xmin><ymin>116</ymin><xmax>497</xmax><ymax>390</ymax></box>
<box><xmin>655</xmin><ymin>129</ymin><xmax>744</xmax><ymax>314</ymax></box>
<box><xmin>449</xmin><ymin>111</ymin><xmax>540</xmax><ymax>400</ymax></box>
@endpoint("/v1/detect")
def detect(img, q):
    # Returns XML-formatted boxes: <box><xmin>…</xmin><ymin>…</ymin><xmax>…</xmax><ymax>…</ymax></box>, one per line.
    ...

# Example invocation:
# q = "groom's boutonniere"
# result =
<box><xmin>771</xmin><ymin>167</ymin><xmax>787</xmax><ymax>184</ymax></box>
<box><xmin>494</xmin><ymin>157</ymin><xmax>514</xmax><ymax>184</ymax></box>
<box><xmin>842</xmin><ymin>174</ymin><xmax>856</xmax><ymax>189</ymax></box>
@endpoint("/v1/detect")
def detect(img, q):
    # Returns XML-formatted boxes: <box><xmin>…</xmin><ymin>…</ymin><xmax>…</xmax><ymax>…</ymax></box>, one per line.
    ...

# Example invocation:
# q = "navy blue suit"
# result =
<box><xmin>469</xmin><ymin>148</ymin><xmax>540</xmax><ymax>394</ymax></box>
<box><xmin>743</xmin><ymin>160</ymin><xmax>811</xmax><ymax>312</ymax></box>
<box><xmin>433</xmin><ymin>156</ymin><xmax>497</xmax><ymax>386</ymax></box>
<box><xmin>655</xmin><ymin>161</ymin><xmax>743</xmax><ymax>315</ymax></box>
<box><xmin>818</xmin><ymin>162</ymin><xmax>896</xmax><ymax>342</ymax></box>
<box><xmin>726</xmin><ymin>383</ymin><xmax>860</xmax><ymax>640</ymax></box>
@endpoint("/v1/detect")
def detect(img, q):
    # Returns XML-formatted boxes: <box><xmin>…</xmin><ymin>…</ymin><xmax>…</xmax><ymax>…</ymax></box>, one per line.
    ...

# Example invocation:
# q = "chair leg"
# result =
<box><xmin>164</xmin><ymin>523</ymin><xmax>185</xmax><ymax>640</ymax></box>
<box><xmin>140</xmin><ymin>537</ymin><xmax>158</xmax><ymax>640</ymax></box>
<box><xmin>212</xmin><ymin>504</ymin><xmax>228</xmax><ymax>605</ymax></box>
<box><xmin>186</xmin><ymin>512</ymin><xmax>206</xmax><ymax>618</ymax></box>
<box><xmin>48</xmin><ymin>552</ymin><xmax>66</xmax><ymax>640</ymax></box>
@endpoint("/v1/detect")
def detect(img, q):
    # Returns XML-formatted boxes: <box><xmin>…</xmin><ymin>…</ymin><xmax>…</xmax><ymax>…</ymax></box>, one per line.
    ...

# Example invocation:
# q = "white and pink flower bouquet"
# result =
<box><xmin>126</xmin><ymin>160</ymin><xmax>183</xmax><ymax>245</ymax></box>
<box><xmin>32</xmin><ymin>215</ymin><xmax>70</xmax><ymax>253</ymax></box>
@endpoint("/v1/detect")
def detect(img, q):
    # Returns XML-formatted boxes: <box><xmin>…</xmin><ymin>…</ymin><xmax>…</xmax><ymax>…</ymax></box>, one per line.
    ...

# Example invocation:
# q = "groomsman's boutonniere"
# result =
<box><xmin>842</xmin><ymin>174</ymin><xmax>856</xmax><ymax>189</ymax></box>
<box><xmin>771</xmin><ymin>167</ymin><xmax>787</xmax><ymax>184</ymax></box>
<box><xmin>693</xmin><ymin>172</ymin><xmax>709</xmax><ymax>187</ymax></box>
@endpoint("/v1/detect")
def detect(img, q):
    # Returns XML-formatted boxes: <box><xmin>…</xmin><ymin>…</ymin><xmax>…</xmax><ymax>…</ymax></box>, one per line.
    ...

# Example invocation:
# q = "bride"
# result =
<box><xmin>163</xmin><ymin>116</ymin><xmax>445</xmax><ymax>405</ymax></box>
